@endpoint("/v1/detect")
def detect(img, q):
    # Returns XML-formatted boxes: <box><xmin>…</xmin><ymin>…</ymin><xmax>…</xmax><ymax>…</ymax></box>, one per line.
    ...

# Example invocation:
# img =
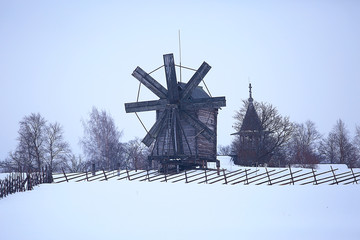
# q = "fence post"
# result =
<box><xmin>92</xmin><ymin>163</ymin><xmax>96</xmax><ymax>176</ymax></box>
<box><xmin>288</xmin><ymin>165</ymin><xmax>294</xmax><ymax>185</ymax></box>
<box><xmin>102</xmin><ymin>169</ymin><xmax>108</xmax><ymax>181</ymax></box>
<box><xmin>216</xmin><ymin>160</ymin><xmax>220</xmax><ymax>176</ymax></box>
<box><xmin>48</xmin><ymin>166</ymin><xmax>53</xmax><ymax>183</ymax></box>
<box><xmin>351</xmin><ymin>168</ymin><xmax>358</xmax><ymax>184</ymax></box>
<box><xmin>10</xmin><ymin>175</ymin><xmax>13</xmax><ymax>194</ymax></box>
<box><xmin>147</xmin><ymin>169</ymin><xmax>150</xmax><ymax>182</ymax></box>
<box><xmin>62</xmin><ymin>168</ymin><xmax>68</xmax><ymax>182</ymax></box>
<box><xmin>245</xmin><ymin>169</ymin><xmax>249</xmax><ymax>185</ymax></box>
<box><xmin>266</xmin><ymin>168</ymin><xmax>272</xmax><ymax>185</ymax></box>
<box><xmin>185</xmin><ymin>171</ymin><xmax>188</xmax><ymax>183</ymax></box>
<box><xmin>205</xmin><ymin>169</ymin><xmax>208</xmax><ymax>184</ymax></box>
<box><xmin>42</xmin><ymin>167</ymin><xmax>45</xmax><ymax>183</ymax></box>
<box><xmin>330</xmin><ymin>166</ymin><xmax>338</xmax><ymax>185</ymax></box>
<box><xmin>312</xmin><ymin>168</ymin><xmax>318</xmax><ymax>185</ymax></box>
<box><xmin>223</xmin><ymin>169</ymin><xmax>228</xmax><ymax>184</ymax></box>
<box><xmin>27</xmin><ymin>172</ymin><xmax>32</xmax><ymax>191</ymax></box>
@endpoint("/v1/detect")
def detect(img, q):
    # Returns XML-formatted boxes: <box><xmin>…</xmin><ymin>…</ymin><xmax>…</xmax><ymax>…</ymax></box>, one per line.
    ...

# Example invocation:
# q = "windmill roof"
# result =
<box><xmin>178</xmin><ymin>82</ymin><xmax>210</xmax><ymax>99</ymax></box>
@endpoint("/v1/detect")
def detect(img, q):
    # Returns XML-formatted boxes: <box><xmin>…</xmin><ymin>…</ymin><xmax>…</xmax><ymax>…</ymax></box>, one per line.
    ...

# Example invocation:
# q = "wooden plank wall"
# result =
<box><xmin>196</xmin><ymin>109</ymin><xmax>217</xmax><ymax>159</ymax></box>
<box><xmin>151</xmin><ymin>108</ymin><xmax>218</xmax><ymax>161</ymax></box>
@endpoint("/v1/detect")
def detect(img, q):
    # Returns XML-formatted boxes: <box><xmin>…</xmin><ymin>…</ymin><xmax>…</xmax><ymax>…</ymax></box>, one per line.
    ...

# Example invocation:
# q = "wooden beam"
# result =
<box><xmin>180</xmin><ymin>97</ymin><xmax>226</xmax><ymax>110</ymax></box>
<box><xmin>163</xmin><ymin>54</ymin><xmax>179</xmax><ymax>103</ymax></box>
<box><xmin>181</xmin><ymin>110</ymin><xmax>215</xmax><ymax>141</ymax></box>
<box><xmin>180</xmin><ymin>62</ymin><xmax>211</xmax><ymax>100</ymax></box>
<box><xmin>175</xmin><ymin>109</ymin><xmax>186</xmax><ymax>155</ymax></box>
<box><xmin>132</xmin><ymin>67</ymin><xmax>168</xmax><ymax>99</ymax></box>
<box><xmin>142</xmin><ymin>110</ymin><xmax>168</xmax><ymax>147</ymax></box>
<box><xmin>124</xmin><ymin>99</ymin><xmax>168</xmax><ymax>113</ymax></box>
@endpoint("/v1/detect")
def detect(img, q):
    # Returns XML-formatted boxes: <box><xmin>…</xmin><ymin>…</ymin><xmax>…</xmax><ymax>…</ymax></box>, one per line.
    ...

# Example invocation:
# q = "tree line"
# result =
<box><xmin>2</xmin><ymin>102</ymin><xmax>359</xmax><ymax>173</ymax></box>
<box><xmin>223</xmin><ymin>100</ymin><xmax>360</xmax><ymax>168</ymax></box>
<box><xmin>0</xmin><ymin>107</ymin><xmax>150</xmax><ymax>173</ymax></box>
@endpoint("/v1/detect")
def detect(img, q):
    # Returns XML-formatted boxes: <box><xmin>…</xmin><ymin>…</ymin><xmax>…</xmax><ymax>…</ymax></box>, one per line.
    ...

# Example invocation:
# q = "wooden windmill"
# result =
<box><xmin>124</xmin><ymin>53</ymin><xmax>226</xmax><ymax>170</ymax></box>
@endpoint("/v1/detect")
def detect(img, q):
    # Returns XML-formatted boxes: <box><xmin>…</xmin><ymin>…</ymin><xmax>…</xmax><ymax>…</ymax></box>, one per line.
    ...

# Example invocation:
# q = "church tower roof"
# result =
<box><xmin>240</xmin><ymin>83</ymin><xmax>263</xmax><ymax>132</ymax></box>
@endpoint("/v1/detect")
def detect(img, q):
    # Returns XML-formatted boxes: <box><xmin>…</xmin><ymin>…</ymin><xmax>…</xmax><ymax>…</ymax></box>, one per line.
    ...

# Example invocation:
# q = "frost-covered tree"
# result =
<box><xmin>17</xmin><ymin>113</ymin><xmax>47</xmax><ymax>171</ymax></box>
<box><xmin>44</xmin><ymin>122</ymin><xmax>72</xmax><ymax>172</ymax></box>
<box><xmin>80</xmin><ymin>107</ymin><xmax>124</xmax><ymax>170</ymax></box>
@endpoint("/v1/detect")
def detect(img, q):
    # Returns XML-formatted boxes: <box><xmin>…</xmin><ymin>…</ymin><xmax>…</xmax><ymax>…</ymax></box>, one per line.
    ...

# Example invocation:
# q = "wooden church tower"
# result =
<box><xmin>233</xmin><ymin>83</ymin><xmax>266</xmax><ymax>166</ymax></box>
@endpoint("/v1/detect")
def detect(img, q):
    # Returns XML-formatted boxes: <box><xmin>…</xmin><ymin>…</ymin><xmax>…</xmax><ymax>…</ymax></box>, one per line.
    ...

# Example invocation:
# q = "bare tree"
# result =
<box><xmin>64</xmin><ymin>154</ymin><xmax>87</xmax><ymax>172</ymax></box>
<box><xmin>80</xmin><ymin>107</ymin><xmax>124</xmax><ymax>170</ymax></box>
<box><xmin>123</xmin><ymin>138</ymin><xmax>151</xmax><ymax>170</ymax></box>
<box><xmin>319</xmin><ymin>132</ymin><xmax>337</xmax><ymax>164</ymax></box>
<box><xmin>320</xmin><ymin>119</ymin><xmax>357</xmax><ymax>167</ymax></box>
<box><xmin>0</xmin><ymin>153</ymin><xmax>23</xmax><ymax>172</ymax></box>
<box><xmin>44</xmin><ymin>122</ymin><xmax>72</xmax><ymax>172</ymax></box>
<box><xmin>232</xmin><ymin>100</ymin><xmax>294</xmax><ymax>166</ymax></box>
<box><xmin>353</xmin><ymin>125</ymin><xmax>360</xmax><ymax>167</ymax></box>
<box><xmin>287</xmin><ymin>121</ymin><xmax>322</xmax><ymax>167</ymax></box>
<box><xmin>217</xmin><ymin>145</ymin><xmax>231</xmax><ymax>156</ymax></box>
<box><xmin>17</xmin><ymin>113</ymin><xmax>47</xmax><ymax>171</ymax></box>
<box><xmin>0</xmin><ymin>113</ymin><xmax>73</xmax><ymax>173</ymax></box>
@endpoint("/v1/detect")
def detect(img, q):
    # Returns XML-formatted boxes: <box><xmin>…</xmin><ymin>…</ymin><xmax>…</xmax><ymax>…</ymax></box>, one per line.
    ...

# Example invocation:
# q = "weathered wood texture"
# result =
<box><xmin>125</xmin><ymin>99</ymin><xmax>167</xmax><ymax>113</ymax></box>
<box><xmin>0</xmin><ymin>169</ymin><xmax>53</xmax><ymax>199</ymax></box>
<box><xmin>196</xmin><ymin>109</ymin><xmax>217</xmax><ymax>159</ymax></box>
<box><xmin>180</xmin><ymin>62</ymin><xmax>211</xmax><ymax>100</ymax></box>
<box><xmin>180</xmin><ymin>97</ymin><xmax>226</xmax><ymax>111</ymax></box>
<box><xmin>126</xmin><ymin>53</ymin><xmax>227</xmax><ymax>167</ymax></box>
<box><xmin>143</xmin><ymin>110</ymin><xmax>168</xmax><ymax>147</ymax></box>
<box><xmin>132</xmin><ymin>67</ymin><xmax>168</xmax><ymax>99</ymax></box>
<box><xmin>150</xmin><ymin>108</ymin><xmax>218</xmax><ymax>162</ymax></box>
<box><xmin>163</xmin><ymin>54</ymin><xmax>179</xmax><ymax>103</ymax></box>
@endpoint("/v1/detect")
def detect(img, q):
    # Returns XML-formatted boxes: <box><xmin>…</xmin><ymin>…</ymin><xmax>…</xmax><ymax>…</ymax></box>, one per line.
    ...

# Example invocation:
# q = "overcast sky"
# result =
<box><xmin>1</xmin><ymin>0</ymin><xmax>359</xmax><ymax>160</ymax></box>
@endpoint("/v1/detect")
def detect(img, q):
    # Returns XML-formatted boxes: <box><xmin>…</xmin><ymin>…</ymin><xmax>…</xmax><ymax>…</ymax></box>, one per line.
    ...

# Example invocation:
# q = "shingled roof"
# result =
<box><xmin>241</xmin><ymin>83</ymin><xmax>263</xmax><ymax>132</ymax></box>
<box><xmin>232</xmin><ymin>83</ymin><xmax>263</xmax><ymax>134</ymax></box>
<box><xmin>240</xmin><ymin>100</ymin><xmax>262</xmax><ymax>132</ymax></box>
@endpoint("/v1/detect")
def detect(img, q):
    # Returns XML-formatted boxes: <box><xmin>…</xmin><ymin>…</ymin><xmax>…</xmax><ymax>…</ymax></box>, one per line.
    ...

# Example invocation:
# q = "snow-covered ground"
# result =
<box><xmin>215</xmin><ymin>156</ymin><xmax>352</xmax><ymax>172</ymax></box>
<box><xmin>1</xmin><ymin>176</ymin><xmax>359</xmax><ymax>240</ymax></box>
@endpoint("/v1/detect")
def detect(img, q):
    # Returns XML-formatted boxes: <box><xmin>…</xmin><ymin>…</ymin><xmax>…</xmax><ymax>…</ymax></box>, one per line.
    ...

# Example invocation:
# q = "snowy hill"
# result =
<box><xmin>1</xmin><ymin>169</ymin><xmax>360</xmax><ymax>240</ymax></box>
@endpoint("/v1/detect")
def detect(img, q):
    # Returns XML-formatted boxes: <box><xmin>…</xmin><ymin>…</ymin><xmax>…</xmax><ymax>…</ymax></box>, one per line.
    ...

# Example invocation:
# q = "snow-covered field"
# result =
<box><xmin>1</xmin><ymin>175</ymin><xmax>359</xmax><ymax>240</ymax></box>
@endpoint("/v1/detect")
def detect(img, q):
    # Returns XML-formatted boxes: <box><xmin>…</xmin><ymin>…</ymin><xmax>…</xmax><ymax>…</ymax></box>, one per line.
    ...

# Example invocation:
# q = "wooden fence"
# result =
<box><xmin>52</xmin><ymin>166</ymin><xmax>360</xmax><ymax>186</ymax></box>
<box><xmin>2</xmin><ymin>166</ymin><xmax>358</xmax><ymax>200</ymax></box>
<box><xmin>0</xmin><ymin>168</ymin><xmax>53</xmax><ymax>199</ymax></box>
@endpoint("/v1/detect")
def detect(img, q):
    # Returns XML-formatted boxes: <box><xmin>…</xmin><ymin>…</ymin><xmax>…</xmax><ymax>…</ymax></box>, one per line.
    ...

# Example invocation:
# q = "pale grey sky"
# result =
<box><xmin>1</xmin><ymin>0</ymin><xmax>359</xmax><ymax>160</ymax></box>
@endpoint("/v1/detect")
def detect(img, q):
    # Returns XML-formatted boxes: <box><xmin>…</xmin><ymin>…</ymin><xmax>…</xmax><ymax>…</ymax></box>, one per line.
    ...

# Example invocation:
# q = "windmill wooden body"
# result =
<box><xmin>125</xmin><ymin>53</ymin><xmax>226</xmax><ymax>170</ymax></box>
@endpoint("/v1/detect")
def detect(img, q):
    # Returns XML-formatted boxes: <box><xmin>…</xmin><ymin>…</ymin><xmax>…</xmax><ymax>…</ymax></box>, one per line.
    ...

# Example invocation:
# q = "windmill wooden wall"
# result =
<box><xmin>151</xmin><ymin>105</ymin><xmax>218</xmax><ymax>163</ymax></box>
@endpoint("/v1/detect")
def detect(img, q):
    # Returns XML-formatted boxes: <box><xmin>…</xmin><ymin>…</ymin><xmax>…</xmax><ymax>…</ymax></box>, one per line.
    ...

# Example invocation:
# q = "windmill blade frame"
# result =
<box><xmin>125</xmin><ymin>99</ymin><xmax>168</xmax><ymax>113</ymax></box>
<box><xmin>124</xmin><ymin>53</ymin><xmax>226</xmax><ymax>171</ymax></box>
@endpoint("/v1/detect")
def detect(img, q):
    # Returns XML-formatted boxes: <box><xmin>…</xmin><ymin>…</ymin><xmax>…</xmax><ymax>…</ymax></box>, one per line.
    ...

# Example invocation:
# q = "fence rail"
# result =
<box><xmin>2</xmin><ymin>166</ymin><xmax>359</xmax><ymax>200</ymax></box>
<box><xmin>52</xmin><ymin>166</ymin><xmax>360</xmax><ymax>186</ymax></box>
